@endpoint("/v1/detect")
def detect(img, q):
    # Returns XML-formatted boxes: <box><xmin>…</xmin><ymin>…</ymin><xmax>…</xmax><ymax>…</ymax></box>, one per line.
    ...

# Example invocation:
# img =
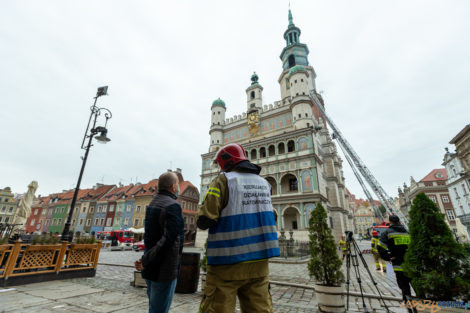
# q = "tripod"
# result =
<box><xmin>344</xmin><ymin>232</ymin><xmax>389</xmax><ymax>313</ymax></box>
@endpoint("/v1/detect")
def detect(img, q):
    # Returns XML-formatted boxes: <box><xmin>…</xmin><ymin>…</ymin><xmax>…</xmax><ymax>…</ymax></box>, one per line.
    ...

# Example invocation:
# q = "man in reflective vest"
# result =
<box><xmin>377</xmin><ymin>215</ymin><xmax>412</xmax><ymax>304</ymax></box>
<box><xmin>197</xmin><ymin>143</ymin><xmax>280</xmax><ymax>313</ymax></box>
<box><xmin>371</xmin><ymin>230</ymin><xmax>386</xmax><ymax>271</ymax></box>
<box><xmin>339</xmin><ymin>235</ymin><xmax>348</xmax><ymax>260</ymax></box>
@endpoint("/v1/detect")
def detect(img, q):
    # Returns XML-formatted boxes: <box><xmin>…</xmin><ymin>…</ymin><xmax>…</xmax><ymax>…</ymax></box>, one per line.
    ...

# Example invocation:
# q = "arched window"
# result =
<box><xmin>278</xmin><ymin>142</ymin><xmax>285</xmax><ymax>154</ymax></box>
<box><xmin>266</xmin><ymin>177</ymin><xmax>277</xmax><ymax>195</ymax></box>
<box><xmin>250</xmin><ymin>91</ymin><xmax>255</xmax><ymax>99</ymax></box>
<box><xmin>268</xmin><ymin>145</ymin><xmax>275</xmax><ymax>156</ymax></box>
<box><xmin>260</xmin><ymin>147</ymin><xmax>266</xmax><ymax>158</ymax></box>
<box><xmin>281</xmin><ymin>174</ymin><xmax>298</xmax><ymax>193</ymax></box>
<box><xmin>251</xmin><ymin>149</ymin><xmax>257</xmax><ymax>160</ymax></box>
<box><xmin>287</xmin><ymin>140</ymin><xmax>295</xmax><ymax>152</ymax></box>
<box><xmin>288</xmin><ymin>55</ymin><xmax>295</xmax><ymax>67</ymax></box>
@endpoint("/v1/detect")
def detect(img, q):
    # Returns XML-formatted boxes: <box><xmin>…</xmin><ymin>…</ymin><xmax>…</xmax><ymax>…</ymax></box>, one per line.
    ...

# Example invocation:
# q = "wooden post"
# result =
<box><xmin>55</xmin><ymin>241</ymin><xmax>68</xmax><ymax>274</ymax></box>
<box><xmin>93</xmin><ymin>241</ymin><xmax>101</xmax><ymax>269</ymax></box>
<box><xmin>4</xmin><ymin>239</ymin><xmax>22</xmax><ymax>280</ymax></box>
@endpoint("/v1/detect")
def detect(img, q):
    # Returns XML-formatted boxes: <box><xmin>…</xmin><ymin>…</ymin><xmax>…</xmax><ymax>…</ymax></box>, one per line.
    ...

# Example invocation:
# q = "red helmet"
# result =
<box><xmin>372</xmin><ymin>231</ymin><xmax>378</xmax><ymax>237</ymax></box>
<box><xmin>214</xmin><ymin>143</ymin><xmax>248</xmax><ymax>171</ymax></box>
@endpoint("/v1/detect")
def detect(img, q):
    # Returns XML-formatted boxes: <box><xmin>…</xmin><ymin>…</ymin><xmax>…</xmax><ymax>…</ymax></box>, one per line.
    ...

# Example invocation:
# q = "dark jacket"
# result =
<box><xmin>142</xmin><ymin>190</ymin><xmax>184</xmax><ymax>282</ymax></box>
<box><xmin>377</xmin><ymin>224</ymin><xmax>410</xmax><ymax>271</ymax></box>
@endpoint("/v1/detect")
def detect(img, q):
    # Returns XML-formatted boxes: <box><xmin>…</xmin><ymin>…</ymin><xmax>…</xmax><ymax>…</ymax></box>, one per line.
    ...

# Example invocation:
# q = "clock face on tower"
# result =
<box><xmin>247</xmin><ymin>111</ymin><xmax>259</xmax><ymax>136</ymax></box>
<box><xmin>248</xmin><ymin>111</ymin><xmax>259</xmax><ymax>123</ymax></box>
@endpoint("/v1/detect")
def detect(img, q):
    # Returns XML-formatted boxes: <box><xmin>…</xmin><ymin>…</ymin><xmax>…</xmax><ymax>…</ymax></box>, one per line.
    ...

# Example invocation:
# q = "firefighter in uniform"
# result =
<box><xmin>371</xmin><ymin>230</ymin><xmax>386</xmax><ymax>271</ymax></box>
<box><xmin>197</xmin><ymin>143</ymin><xmax>280</xmax><ymax>313</ymax></box>
<box><xmin>377</xmin><ymin>215</ymin><xmax>412</xmax><ymax>304</ymax></box>
<box><xmin>339</xmin><ymin>235</ymin><xmax>348</xmax><ymax>261</ymax></box>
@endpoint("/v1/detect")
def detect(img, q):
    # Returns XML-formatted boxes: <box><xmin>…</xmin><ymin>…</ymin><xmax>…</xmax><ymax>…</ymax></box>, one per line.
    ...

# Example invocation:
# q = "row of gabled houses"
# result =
<box><xmin>24</xmin><ymin>169</ymin><xmax>199</xmax><ymax>238</ymax></box>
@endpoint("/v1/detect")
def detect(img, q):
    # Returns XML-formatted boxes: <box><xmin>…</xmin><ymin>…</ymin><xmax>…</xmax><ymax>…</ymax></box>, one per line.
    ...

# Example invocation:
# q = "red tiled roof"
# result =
<box><xmin>179</xmin><ymin>181</ymin><xmax>198</xmax><ymax>194</ymax></box>
<box><xmin>104</xmin><ymin>184</ymin><xmax>134</xmax><ymax>201</ymax></box>
<box><xmin>420</xmin><ymin>168</ymin><xmax>447</xmax><ymax>182</ymax></box>
<box><xmin>134</xmin><ymin>179</ymin><xmax>159</xmax><ymax>197</ymax></box>
<box><xmin>80</xmin><ymin>185</ymin><xmax>115</xmax><ymax>201</ymax></box>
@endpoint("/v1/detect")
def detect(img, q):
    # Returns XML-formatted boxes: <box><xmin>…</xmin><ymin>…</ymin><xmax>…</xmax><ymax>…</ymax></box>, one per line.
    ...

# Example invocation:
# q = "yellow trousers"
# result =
<box><xmin>199</xmin><ymin>261</ymin><xmax>273</xmax><ymax>313</ymax></box>
<box><xmin>373</xmin><ymin>252</ymin><xmax>386</xmax><ymax>270</ymax></box>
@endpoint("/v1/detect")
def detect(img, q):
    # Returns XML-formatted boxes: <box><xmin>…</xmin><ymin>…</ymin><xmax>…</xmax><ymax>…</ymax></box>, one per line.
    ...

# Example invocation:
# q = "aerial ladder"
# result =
<box><xmin>309</xmin><ymin>90</ymin><xmax>409</xmax><ymax>227</ymax></box>
<box><xmin>335</xmin><ymin>138</ymin><xmax>385</xmax><ymax>221</ymax></box>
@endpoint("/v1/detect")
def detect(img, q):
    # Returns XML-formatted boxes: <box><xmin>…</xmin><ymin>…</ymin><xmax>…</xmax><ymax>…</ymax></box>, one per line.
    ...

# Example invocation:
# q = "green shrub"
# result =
<box><xmin>308</xmin><ymin>203</ymin><xmax>344</xmax><ymax>286</ymax></box>
<box><xmin>403</xmin><ymin>193</ymin><xmax>470</xmax><ymax>301</ymax></box>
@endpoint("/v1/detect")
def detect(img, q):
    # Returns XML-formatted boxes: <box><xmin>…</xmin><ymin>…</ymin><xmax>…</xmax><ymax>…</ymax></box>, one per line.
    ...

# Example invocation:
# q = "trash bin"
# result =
<box><xmin>175</xmin><ymin>252</ymin><xmax>200</xmax><ymax>293</ymax></box>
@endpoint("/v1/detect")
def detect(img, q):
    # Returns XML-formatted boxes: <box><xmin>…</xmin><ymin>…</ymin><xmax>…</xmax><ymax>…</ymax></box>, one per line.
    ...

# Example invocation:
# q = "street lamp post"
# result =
<box><xmin>61</xmin><ymin>86</ymin><xmax>112</xmax><ymax>242</ymax></box>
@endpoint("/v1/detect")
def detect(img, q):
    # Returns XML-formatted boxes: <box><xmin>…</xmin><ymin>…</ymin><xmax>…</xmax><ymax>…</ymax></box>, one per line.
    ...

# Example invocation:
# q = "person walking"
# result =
<box><xmin>339</xmin><ymin>234</ymin><xmax>348</xmax><ymax>261</ymax></box>
<box><xmin>197</xmin><ymin>143</ymin><xmax>280</xmax><ymax>313</ymax></box>
<box><xmin>371</xmin><ymin>230</ymin><xmax>386</xmax><ymax>272</ymax></box>
<box><xmin>377</xmin><ymin>215</ymin><xmax>413</xmax><ymax>306</ymax></box>
<box><xmin>134</xmin><ymin>172</ymin><xmax>184</xmax><ymax>313</ymax></box>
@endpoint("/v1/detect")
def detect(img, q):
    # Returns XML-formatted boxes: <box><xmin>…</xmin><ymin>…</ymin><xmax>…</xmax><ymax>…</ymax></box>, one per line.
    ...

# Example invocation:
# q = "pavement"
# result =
<box><xmin>1</xmin><ymin>240</ymin><xmax>409</xmax><ymax>313</ymax></box>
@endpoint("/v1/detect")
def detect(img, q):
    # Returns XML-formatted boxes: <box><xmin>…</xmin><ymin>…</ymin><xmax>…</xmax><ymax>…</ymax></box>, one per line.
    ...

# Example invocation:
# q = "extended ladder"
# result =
<box><xmin>309</xmin><ymin>90</ymin><xmax>409</xmax><ymax>227</ymax></box>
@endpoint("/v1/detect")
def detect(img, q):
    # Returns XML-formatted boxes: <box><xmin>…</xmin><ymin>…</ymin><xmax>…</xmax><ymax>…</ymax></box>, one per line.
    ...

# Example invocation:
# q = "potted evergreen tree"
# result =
<box><xmin>308</xmin><ymin>203</ymin><xmax>345</xmax><ymax>313</ymax></box>
<box><xmin>402</xmin><ymin>193</ymin><xmax>470</xmax><ymax>304</ymax></box>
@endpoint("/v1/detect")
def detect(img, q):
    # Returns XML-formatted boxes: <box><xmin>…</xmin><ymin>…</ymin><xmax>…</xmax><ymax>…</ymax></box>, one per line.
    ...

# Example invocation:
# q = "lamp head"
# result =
<box><xmin>96</xmin><ymin>86</ymin><xmax>108</xmax><ymax>97</ymax></box>
<box><xmin>94</xmin><ymin>127</ymin><xmax>111</xmax><ymax>144</ymax></box>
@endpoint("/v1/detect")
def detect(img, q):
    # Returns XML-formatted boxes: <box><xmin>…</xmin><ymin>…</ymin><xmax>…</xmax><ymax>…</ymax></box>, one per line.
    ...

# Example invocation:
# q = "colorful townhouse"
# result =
<box><xmin>81</xmin><ymin>184</ymin><xmax>115</xmax><ymax>234</ymax></box>
<box><xmin>25</xmin><ymin>196</ymin><xmax>49</xmax><ymax>233</ymax></box>
<box><xmin>90</xmin><ymin>195</ymin><xmax>112</xmax><ymax>234</ymax></box>
<box><xmin>174</xmin><ymin>169</ymin><xmax>200</xmax><ymax>235</ymax></box>
<box><xmin>132</xmin><ymin>179</ymin><xmax>159</xmax><ymax>229</ymax></box>
<box><xmin>121</xmin><ymin>184</ymin><xmax>141</xmax><ymax>229</ymax></box>
<box><xmin>100</xmin><ymin>184</ymin><xmax>133</xmax><ymax>232</ymax></box>
<box><xmin>48</xmin><ymin>190</ymin><xmax>74</xmax><ymax>234</ymax></box>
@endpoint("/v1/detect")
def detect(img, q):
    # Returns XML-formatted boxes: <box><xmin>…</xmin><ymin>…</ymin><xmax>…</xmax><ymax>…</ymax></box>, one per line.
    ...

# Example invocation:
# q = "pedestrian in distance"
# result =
<box><xmin>377</xmin><ymin>215</ymin><xmax>413</xmax><ymax>311</ymax></box>
<box><xmin>339</xmin><ymin>234</ymin><xmax>348</xmax><ymax>261</ymax></box>
<box><xmin>134</xmin><ymin>172</ymin><xmax>184</xmax><ymax>313</ymax></box>
<box><xmin>371</xmin><ymin>230</ymin><xmax>386</xmax><ymax>272</ymax></box>
<box><xmin>197</xmin><ymin>143</ymin><xmax>280</xmax><ymax>313</ymax></box>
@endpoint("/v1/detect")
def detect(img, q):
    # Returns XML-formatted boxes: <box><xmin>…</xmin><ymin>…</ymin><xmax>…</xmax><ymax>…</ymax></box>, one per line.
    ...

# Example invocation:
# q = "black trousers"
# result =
<box><xmin>395</xmin><ymin>271</ymin><xmax>411</xmax><ymax>300</ymax></box>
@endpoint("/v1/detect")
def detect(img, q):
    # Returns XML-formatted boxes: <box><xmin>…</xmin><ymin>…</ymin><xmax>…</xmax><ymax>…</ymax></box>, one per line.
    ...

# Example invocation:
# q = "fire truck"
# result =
<box><xmin>97</xmin><ymin>230</ymin><xmax>135</xmax><ymax>249</ymax></box>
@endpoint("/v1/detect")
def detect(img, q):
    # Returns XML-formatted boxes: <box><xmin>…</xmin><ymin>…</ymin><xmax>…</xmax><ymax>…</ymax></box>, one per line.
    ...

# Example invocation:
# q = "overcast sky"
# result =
<box><xmin>1</xmin><ymin>1</ymin><xmax>469</xmax><ymax>201</ymax></box>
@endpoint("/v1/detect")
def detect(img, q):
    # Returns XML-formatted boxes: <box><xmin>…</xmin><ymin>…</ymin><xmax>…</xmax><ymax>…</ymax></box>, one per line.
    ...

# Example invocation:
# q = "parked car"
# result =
<box><xmin>133</xmin><ymin>240</ymin><xmax>145</xmax><ymax>251</ymax></box>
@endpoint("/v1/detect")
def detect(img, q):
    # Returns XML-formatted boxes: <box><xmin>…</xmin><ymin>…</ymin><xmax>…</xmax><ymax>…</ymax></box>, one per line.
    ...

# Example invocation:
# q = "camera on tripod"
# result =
<box><xmin>345</xmin><ymin>231</ymin><xmax>354</xmax><ymax>242</ymax></box>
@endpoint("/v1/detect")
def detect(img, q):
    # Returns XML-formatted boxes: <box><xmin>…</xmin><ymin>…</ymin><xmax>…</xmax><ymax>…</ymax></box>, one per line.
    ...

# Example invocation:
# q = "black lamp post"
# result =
<box><xmin>61</xmin><ymin>86</ymin><xmax>112</xmax><ymax>241</ymax></box>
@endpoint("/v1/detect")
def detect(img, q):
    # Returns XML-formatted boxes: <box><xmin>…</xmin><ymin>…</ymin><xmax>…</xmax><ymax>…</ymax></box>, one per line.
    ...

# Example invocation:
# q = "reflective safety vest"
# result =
<box><xmin>371</xmin><ymin>237</ymin><xmax>379</xmax><ymax>253</ymax></box>
<box><xmin>339</xmin><ymin>240</ymin><xmax>347</xmax><ymax>251</ymax></box>
<box><xmin>206</xmin><ymin>172</ymin><xmax>280</xmax><ymax>265</ymax></box>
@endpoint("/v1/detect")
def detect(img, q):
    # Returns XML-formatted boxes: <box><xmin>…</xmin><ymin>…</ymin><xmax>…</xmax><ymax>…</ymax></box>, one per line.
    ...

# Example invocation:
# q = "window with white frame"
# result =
<box><xmin>100</xmin><ymin>218</ymin><xmax>104</xmax><ymax>226</ymax></box>
<box><xmin>94</xmin><ymin>218</ymin><xmax>99</xmax><ymax>226</ymax></box>
<box><xmin>86</xmin><ymin>219</ymin><xmax>91</xmax><ymax>226</ymax></box>
<box><xmin>446</xmin><ymin>210</ymin><xmax>455</xmax><ymax>221</ymax></box>
<box><xmin>5</xmin><ymin>217</ymin><xmax>9</xmax><ymax>223</ymax></box>
<box><xmin>442</xmin><ymin>195</ymin><xmax>450</xmax><ymax>203</ymax></box>
<box><xmin>124</xmin><ymin>217</ymin><xmax>129</xmax><ymax>225</ymax></box>
<box><xmin>30</xmin><ymin>219</ymin><xmax>35</xmax><ymax>226</ymax></box>
<box><xmin>103</xmin><ymin>205</ymin><xmax>107</xmax><ymax>212</ymax></box>
<box><xmin>90</xmin><ymin>206</ymin><xmax>95</xmax><ymax>213</ymax></box>
<box><xmin>136</xmin><ymin>206</ymin><xmax>141</xmax><ymax>213</ymax></box>
<box><xmin>34</xmin><ymin>209</ymin><xmax>38</xmax><ymax>215</ymax></box>
<box><xmin>72</xmin><ymin>219</ymin><xmax>76</xmax><ymax>226</ymax></box>
<box><xmin>134</xmin><ymin>219</ymin><xmax>139</xmax><ymax>227</ymax></box>
<box><xmin>106</xmin><ymin>218</ymin><xmax>112</xmax><ymax>226</ymax></box>
<box><xmin>109</xmin><ymin>205</ymin><xmax>115</xmax><ymax>212</ymax></box>
<box><xmin>429</xmin><ymin>195</ymin><xmax>437</xmax><ymax>203</ymax></box>
<box><xmin>79</xmin><ymin>219</ymin><xmax>84</xmax><ymax>225</ymax></box>
<box><xmin>126</xmin><ymin>205</ymin><xmax>131</xmax><ymax>212</ymax></box>
<box><xmin>9</xmin><ymin>207</ymin><xmax>14</xmax><ymax>213</ymax></box>
<box><xmin>98</xmin><ymin>206</ymin><xmax>102</xmax><ymax>213</ymax></box>
<box><xmin>58</xmin><ymin>218</ymin><xmax>62</xmax><ymax>225</ymax></box>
